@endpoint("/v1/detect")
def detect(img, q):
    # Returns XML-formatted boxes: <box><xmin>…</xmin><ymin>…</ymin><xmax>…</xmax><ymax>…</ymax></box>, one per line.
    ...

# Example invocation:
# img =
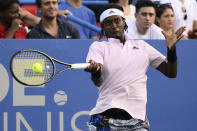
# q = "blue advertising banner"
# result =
<box><xmin>0</xmin><ymin>39</ymin><xmax>197</xmax><ymax>131</ymax></box>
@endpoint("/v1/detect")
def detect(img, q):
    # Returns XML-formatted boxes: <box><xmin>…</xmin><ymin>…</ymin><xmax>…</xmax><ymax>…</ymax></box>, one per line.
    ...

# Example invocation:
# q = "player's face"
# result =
<box><xmin>0</xmin><ymin>3</ymin><xmax>20</xmax><ymax>24</ymax></box>
<box><xmin>157</xmin><ymin>8</ymin><xmax>174</xmax><ymax>31</ymax></box>
<box><xmin>39</xmin><ymin>0</ymin><xmax>58</xmax><ymax>19</ymax></box>
<box><xmin>135</xmin><ymin>7</ymin><xmax>155</xmax><ymax>30</ymax></box>
<box><xmin>102</xmin><ymin>15</ymin><xmax>126</xmax><ymax>39</ymax></box>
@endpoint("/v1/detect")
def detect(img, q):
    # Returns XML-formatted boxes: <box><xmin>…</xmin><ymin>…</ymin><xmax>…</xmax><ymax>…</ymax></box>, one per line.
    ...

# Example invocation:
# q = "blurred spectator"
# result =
<box><xmin>27</xmin><ymin>0</ymin><xmax>80</xmax><ymax>39</ymax></box>
<box><xmin>0</xmin><ymin>0</ymin><xmax>39</xmax><ymax>39</ymax></box>
<box><xmin>59</xmin><ymin>0</ymin><xmax>98</xmax><ymax>39</ymax></box>
<box><xmin>0</xmin><ymin>0</ymin><xmax>71</xmax><ymax>39</ymax></box>
<box><xmin>155</xmin><ymin>4</ymin><xmax>175</xmax><ymax>39</ymax></box>
<box><xmin>108</xmin><ymin>0</ymin><xmax>136</xmax><ymax>24</ymax></box>
<box><xmin>160</xmin><ymin>0</ymin><xmax>197</xmax><ymax>38</ymax></box>
<box><xmin>127</xmin><ymin>0</ymin><xmax>165</xmax><ymax>39</ymax></box>
<box><xmin>188</xmin><ymin>29</ymin><xmax>197</xmax><ymax>39</ymax></box>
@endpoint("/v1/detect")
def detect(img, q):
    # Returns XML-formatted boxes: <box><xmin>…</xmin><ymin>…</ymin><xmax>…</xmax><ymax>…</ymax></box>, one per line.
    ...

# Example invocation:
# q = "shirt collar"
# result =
<box><xmin>108</xmin><ymin>34</ymin><xmax>129</xmax><ymax>44</ymax></box>
<box><xmin>108</xmin><ymin>34</ymin><xmax>140</xmax><ymax>49</ymax></box>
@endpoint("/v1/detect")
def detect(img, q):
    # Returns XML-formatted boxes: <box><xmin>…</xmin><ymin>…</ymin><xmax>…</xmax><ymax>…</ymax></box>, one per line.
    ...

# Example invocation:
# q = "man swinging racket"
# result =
<box><xmin>85</xmin><ymin>3</ymin><xmax>185</xmax><ymax>131</ymax></box>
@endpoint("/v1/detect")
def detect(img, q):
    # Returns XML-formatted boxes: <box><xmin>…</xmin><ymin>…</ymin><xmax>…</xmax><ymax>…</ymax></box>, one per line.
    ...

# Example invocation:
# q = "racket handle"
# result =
<box><xmin>71</xmin><ymin>63</ymin><xmax>90</xmax><ymax>69</ymax></box>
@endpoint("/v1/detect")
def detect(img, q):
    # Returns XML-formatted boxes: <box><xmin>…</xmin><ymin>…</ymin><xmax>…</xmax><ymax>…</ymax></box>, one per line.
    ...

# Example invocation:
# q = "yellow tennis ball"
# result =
<box><xmin>32</xmin><ymin>63</ymin><xmax>43</xmax><ymax>74</ymax></box>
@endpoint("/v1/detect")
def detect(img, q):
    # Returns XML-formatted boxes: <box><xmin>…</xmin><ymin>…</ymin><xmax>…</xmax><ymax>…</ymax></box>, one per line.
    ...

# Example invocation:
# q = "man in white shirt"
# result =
<box><xmin>127</xmin><ymin>0</ymin><xmax>165</xmax><ymax>39</ymax></box>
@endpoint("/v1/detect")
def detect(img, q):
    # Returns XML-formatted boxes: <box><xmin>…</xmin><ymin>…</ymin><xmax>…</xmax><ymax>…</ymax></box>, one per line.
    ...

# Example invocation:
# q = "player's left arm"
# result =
<box><xmin>156</xmin><ymin>26</ymin><xmax>186</xmax><ymax>78</ymax></box>
<box><xmin>156</xmin><ymin>60</ymin><xmax>177</xmax><ymax>78</ymax></box>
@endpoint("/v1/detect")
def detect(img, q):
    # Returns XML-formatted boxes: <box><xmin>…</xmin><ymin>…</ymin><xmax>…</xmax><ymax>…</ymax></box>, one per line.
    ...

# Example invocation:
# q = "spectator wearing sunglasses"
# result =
<box><xmin>160</xmin><ymin>0</ymin><xmax>197</xmax><ymax>38</ymax></box>
<box><xmin>155</xmin><ymin>4</ymin><xmax>176</xmax><ymax>39</ymax></box>
<box><xmin>188</xmin><ymin>29</ymin><xmax>197</xmax><ymax>39</ymax></box>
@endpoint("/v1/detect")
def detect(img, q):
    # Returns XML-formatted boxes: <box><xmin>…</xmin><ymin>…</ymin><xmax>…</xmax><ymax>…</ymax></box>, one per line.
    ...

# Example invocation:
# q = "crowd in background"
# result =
<box><xmin>0</xmin><ymin>0</ymin><xmax>197</xmax><ymax>39</ymax></box>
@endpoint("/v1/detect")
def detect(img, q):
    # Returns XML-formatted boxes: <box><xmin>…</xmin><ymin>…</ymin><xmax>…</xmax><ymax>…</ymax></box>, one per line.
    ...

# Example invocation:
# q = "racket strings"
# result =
<box><xmin>12</xmin><ymin>51</ymin><xmax>54</xmax><ymax>85</ymax></box>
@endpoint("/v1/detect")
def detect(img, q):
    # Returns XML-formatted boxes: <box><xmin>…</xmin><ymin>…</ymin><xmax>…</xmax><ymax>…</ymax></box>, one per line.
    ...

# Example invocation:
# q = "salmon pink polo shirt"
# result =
<box><xmin>86</xmin><ymin>36</ymin><xmax>166</xmax><ymax>121</ymax></box>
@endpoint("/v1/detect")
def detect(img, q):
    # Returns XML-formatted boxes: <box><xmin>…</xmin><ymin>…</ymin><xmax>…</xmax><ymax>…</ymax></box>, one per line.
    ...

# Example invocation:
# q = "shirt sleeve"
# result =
<box><xmin>26</xmin><ymin>31</ymin><xmax>34</xmax><ymax>39</ymax></box>
<box><xmin>152</xmin><ymin>24</ymin><xmax>165</xmax><ymax>40</ymax></box>
<box><xmin>86</xmin><ymin>41</ymin><xmax>104</xmax><ymax>64</ymax></box>
<box><xmin>144</xmin><ymin>41</ymin><xmax>166</xmax><ymax>68</ymax></box>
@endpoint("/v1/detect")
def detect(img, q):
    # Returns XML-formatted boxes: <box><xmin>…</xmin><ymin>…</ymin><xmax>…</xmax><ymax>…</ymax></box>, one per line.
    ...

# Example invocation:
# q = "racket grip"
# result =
<box><xmin>71</xmin><ymin>63</ymin><xmax>90</xmax><ymax>69</ymax></box>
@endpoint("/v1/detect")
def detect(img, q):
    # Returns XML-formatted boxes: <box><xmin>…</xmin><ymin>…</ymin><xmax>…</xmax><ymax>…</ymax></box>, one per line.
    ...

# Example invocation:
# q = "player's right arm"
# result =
<box><xmin>85</xmin><ymin>60</ymin><xmax>104</xmax><ymax>87</ymax></box>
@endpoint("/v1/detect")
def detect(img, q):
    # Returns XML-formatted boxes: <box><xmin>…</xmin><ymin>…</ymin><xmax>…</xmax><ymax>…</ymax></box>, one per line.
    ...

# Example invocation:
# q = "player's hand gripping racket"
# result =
<box><xmin>10</xmin><ymin>50</ymin><xmax>90</xmax><ymax>86</ymax></box>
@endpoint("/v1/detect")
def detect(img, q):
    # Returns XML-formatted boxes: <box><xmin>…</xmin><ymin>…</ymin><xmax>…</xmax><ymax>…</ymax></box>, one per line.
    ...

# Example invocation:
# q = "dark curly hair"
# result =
<box><xmin>156</xmin><ymin>4</ymin><xmax>173</xmax><ymax>18</ymax></box>
<box><xmin>36</xmin><ymin>0</ymin><xmax>58</xmax><ymax>8</ymax></box>
<box><xmin>0</xmin><ymin>0</ymin><xmax>19</xmax><ymax>12</ymax></box>
<box><xmin>135</xmin><ymin>0</ymin><xmax>156</xmax><ymax>13</ymax></box>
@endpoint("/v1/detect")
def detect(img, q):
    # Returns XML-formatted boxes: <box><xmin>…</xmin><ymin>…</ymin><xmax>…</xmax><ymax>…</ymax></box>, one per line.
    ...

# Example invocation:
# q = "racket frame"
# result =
<box><xmin>10</xmin><ymin>50</ymin><xmax>73</xmax><ymax>86</ymax></box>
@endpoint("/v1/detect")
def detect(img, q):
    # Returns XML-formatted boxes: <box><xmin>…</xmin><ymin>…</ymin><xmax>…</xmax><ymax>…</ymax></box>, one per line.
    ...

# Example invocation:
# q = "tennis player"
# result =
<box><xmin>85</xmin><ymin>3</ymin><xmax>185</xmax><ymax>131</ymax></box>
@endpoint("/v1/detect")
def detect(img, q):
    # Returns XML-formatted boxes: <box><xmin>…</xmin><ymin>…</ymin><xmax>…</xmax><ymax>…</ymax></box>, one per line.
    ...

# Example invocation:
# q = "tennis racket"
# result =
<box><xmin>10</xmin><ymin>50</ymin><xmax>90</xmax><ymax>86</ymax></box>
